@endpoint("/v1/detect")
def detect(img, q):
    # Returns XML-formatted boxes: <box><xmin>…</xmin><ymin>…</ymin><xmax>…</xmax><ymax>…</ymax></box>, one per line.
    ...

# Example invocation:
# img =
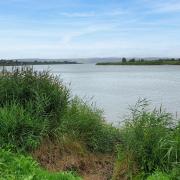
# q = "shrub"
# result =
<box><xmin>0</xmin><ymin>103</ymin><xmax>49</xmax><ymax>151</ymax></box>
<box><xmin>0</xmin><ymin>67</ymin><xmax>69</xmax><ymax>129</ymax></box>
<box><xmin>118</xmin><ymin>99</ymin><xmax>179</xmax><ymax>174</ymax></box>
<box><xmin>0</xmin><ymin>149</ymin><xmax>81</xmax><ymax>180</ymax></box>
<box><xmin>59</xmin><ymin>97</ymin><xmax>121</xmax><ymax>153</ymax></box>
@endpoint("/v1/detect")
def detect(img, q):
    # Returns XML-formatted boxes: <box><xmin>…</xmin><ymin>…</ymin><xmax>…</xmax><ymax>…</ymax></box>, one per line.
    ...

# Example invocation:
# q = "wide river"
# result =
<box><xmin>16</xmin><ymin>64</ymin><xmax>180</xmax><ymax>123</ymax></box>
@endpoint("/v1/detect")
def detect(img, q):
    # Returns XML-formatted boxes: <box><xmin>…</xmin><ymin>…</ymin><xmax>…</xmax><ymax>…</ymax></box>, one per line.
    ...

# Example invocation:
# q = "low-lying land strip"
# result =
<box><xmin>0</xmin><ymin>59</ymin><xmax>80</xmax><ymax>66</ymax></box>
<box><xmin>96</xmin><ymin>58</ymin><xmax>180</xmax><ymax>65</ymax></box>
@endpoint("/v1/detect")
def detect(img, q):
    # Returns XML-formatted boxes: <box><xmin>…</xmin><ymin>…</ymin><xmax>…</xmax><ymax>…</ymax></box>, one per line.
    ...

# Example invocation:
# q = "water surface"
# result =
<box><xmin>29</xmin><ymin>64</ymin><xmax>180</xmax><ymax>123</ymax></box>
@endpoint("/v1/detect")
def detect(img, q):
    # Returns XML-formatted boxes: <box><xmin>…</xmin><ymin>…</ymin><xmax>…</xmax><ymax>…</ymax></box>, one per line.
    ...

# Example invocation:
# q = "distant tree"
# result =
<box><xmin>122</xmin><ymin>57</ymin><xmax>127</xmax><ymax>63</ymax></box>
<box><xmin>129</xmin><ymin>58</ymin><xmax>135</xmax><ymax>62</ymax></box>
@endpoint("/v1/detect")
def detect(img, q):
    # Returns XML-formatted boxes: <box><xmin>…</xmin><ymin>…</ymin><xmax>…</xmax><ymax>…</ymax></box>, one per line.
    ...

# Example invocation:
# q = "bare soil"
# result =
<box><xmin>32</xmin><ymin>139</ymin><xmax>115</xmax><ymax>180</ymax></box>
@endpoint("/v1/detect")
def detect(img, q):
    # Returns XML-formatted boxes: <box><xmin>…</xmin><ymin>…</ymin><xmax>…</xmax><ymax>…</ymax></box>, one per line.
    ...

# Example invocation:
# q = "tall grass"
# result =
<box><xmin>0</xmin><ymin>103</ymin><xmax>48</xmax><ymax>151</ymax></box>
<box><xmin>0</xmin><ymin>67</ymin><xmax>70</xmax><ymax>151</ymax></box>
<box><xmin>0</xmin><ymin>67</ymin><xmax>70</xmax><ymax>130</ymax></box>
<box><xmin>58</xmin><ymin>97</ymin><xmax>121</xmax><ymax>153</ymax></box>
<box><xmin>116</xmin><ymin>99</ymin><xmax>180</xmax><ymax>178</ymax></box>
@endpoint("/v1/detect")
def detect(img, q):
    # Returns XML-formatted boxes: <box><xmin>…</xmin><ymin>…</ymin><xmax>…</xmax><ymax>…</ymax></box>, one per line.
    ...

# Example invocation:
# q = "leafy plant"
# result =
<box><xmin>0</xmin><ymin>149</ymin><xmax>81</xmax><ymax>180</ymax></box>
<box><xmin>118</xmin><ymin>99</ymin><xmax>180</xmax><ymax>176</ymax></box>
<box><xmin>147</xmin><ymin>171</ymin><xmax>170</xmax><ymax>180</ymax></box>
<box><xmin>0</xmin><ymin>67</ymin><xmax>70</xmax><ymax>130</ymax></box>
<box><xmin>59</xmin><ymin>97</ymin><xmax>121</xmax><ymax>153</ymax></box>
<box><xmin>0</xmin><ymin>103</ymin><xmax>48</xmax><ymax>151</ymax></box>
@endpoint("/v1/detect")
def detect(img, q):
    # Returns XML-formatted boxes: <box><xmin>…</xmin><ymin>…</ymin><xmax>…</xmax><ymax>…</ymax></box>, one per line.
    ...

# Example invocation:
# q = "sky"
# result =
<box><xmin>0</xmin><ymin>0</ymin><xmax>180</xmax><ymax>59</ymax></box>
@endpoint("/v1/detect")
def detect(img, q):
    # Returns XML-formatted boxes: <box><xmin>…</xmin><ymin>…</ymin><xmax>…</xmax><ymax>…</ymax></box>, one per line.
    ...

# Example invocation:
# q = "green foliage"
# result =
<box><xmin>118</xmin><ymin>99</ymin><xmax>180</xmax><ymax>176</ymax></box>
<box><xmin>0</xmin><ymin>67</ymin><xmax>70</xmax><ymax>151</ymax></box>
<box><xmin>0</xmin><ymin>149</ymin><xmax>81</xmax><ymax>180</ymax></box>
<box><xmin>146</xmin><ymin>167</ymin><xmax>180</xmax><ymax>180</ymax></box>
<box><xmin>0</xmin><ymin>104</ymin><xmax>48</xmax><ymax>151</ymax></box>
<box><xmin>59</xmin><ymin>97</ymin><xmax>121</xmax><ymax>153</ymax></box>
<box><xmin>147</xmin><ymin>171</ymin><xmax>170</xmax><ymax>180</ymax></box>
<box><xmin>170</xmin><ymin>166</ymin><xmax>180</xmax><ymax>179</ymax></box>
<box><xmin>0</xmin><ymin>67</ymin><xmax>70</xmax><ymax>129</ymax></box>
<box><xmin>0</xmin><ymin>67</ymin><xmax>120</xmax><ymax>154</ymax></box>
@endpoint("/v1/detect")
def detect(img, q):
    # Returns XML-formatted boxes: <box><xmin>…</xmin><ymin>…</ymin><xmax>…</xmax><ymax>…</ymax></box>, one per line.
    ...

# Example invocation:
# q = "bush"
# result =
<box><xmin>0</xmin><ymin>67</ymin><xmax>69</xmax><ymax>129</ymax></box>
<box><xmin>118</xmin><ymin>99</ymin><xmax>180</xmax><ymax>174</ymax></box>
<box><xmin>0</xmin><ymin>149</ymin><xmax>81</xmax><ymax>180</ymax></box>
<box><xmin>0</xmin><ymin>103</ymin><xmax>48</xmax><ymax>151</ymax></box>
<box><xmin>59</xmin><ymin>97</ymin><xmax>121</xmax><ymax>153</ymax></box>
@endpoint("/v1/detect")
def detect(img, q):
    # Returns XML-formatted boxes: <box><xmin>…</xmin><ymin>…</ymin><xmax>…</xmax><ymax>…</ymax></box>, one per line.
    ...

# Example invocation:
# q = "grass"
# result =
<box><xmin>146</xmin><ymin>171</ymin><xmax>170</xmax><ymax>180</ymax></box>
<box><xmin>0</xmin><ymin>67</ymin><xmax>179</xmax><ymax>179</ymax></box>
<box><xmin>0</xmin><ymin>67</ymin><xmax>69</xmax><ymax>152</ymax></box>
<box><xmin>59</xmin><ymin>97</ymin><xmax>121</xmax><ymax>153</ymax></box>
<box><xmin>0</xmin><ymin>103</ymin><xmax>48</xmax><ymax>151</ymax></box>
<box><xmin>114</xmin><ymin>99</ymin><xmax>180</xmax><ymax>179</ymax></box>
<box><xmin>0</xmin><ymin>67</ymin><xmax>70</xmax><ymax>131</ymax></box>
<box><xmin>0</xmin><ymin>149</ymin><xmax>81</xmax><ymax>180</ymax></box>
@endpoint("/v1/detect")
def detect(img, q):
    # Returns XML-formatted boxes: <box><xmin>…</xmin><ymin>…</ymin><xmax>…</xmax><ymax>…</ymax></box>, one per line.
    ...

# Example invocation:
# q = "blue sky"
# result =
<box><xmin>0</xmin><ymin>0</ymin><xmax>180</xmax><ymax>58</ymax></box>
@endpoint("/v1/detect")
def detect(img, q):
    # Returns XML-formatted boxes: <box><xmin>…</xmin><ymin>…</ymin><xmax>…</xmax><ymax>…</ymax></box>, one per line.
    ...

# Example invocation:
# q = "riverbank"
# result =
<box><xmin>0</xmin><ymin>67</ymin><xmax>179</xmax><ymax>179</ymax></box>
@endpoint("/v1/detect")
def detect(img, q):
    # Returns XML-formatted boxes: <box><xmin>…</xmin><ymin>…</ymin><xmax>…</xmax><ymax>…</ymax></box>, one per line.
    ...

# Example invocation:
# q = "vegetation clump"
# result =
<box><xmin>0</xmin><ymin>67</ymin><xmax>70</xmax><ymax>151</ymax></box>
<box><xmin>0</xmin><ymin>149</ymin><xmax>81</xmax><ymax>180</ymax></box>
<box><xmin>113</xmin><ymin>99</ymin><xmax>180</xmax><ymax>179</ymax></box>
<box><xmin>59</xmin><ymin>97</ymin><xmax>121</xmax><ymax>153</ymax></box>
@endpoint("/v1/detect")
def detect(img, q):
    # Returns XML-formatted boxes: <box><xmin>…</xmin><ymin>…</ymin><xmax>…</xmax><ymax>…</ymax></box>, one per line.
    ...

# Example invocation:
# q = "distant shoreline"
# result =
<box><xmin>0</xmin><ymin>60</ymin><xmax>81</xmax><ymax>66</ymax></box>
<box><xmin>96</xmin><ymin>59</ymin><xmax>180</xmax><ymax>65</ymax></box>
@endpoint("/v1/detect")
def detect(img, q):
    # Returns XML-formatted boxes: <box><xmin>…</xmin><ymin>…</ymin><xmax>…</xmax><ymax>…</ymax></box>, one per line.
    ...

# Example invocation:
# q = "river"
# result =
<box><xmin>8</xmin><ymin>64</ymin><xmax>180</xmax><ymax>123</ymax></box>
